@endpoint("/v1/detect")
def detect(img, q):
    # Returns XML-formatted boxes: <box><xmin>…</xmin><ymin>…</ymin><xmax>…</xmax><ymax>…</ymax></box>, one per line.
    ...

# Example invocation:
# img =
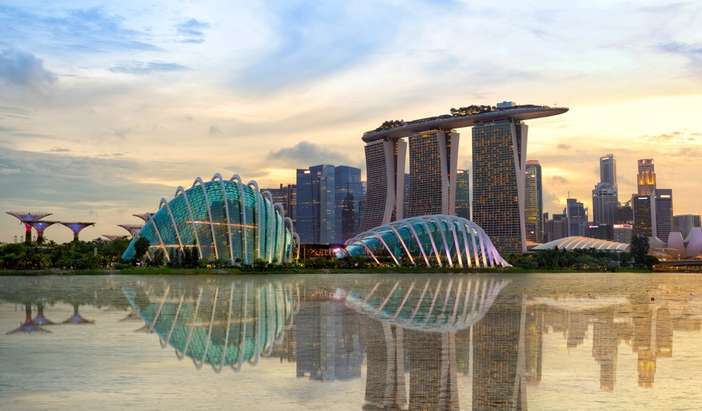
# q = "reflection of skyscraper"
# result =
<box><xmin>524</xmin><ymin>306</ymin><xmax>544</xmax><ymax>384</ymax></box>
<box><xmin>473</xmin><ymin>293</ymin><xmax>527</xmax><ymax>410</ymax></box>
<box><xmin>637</xmin><ymin>159</ymin><xmax>656</xmax><ymax>195</ymax></box>
<box><xmin>406</xmin><ymin>330</ymin><xmax>459</xmax><ymax>411</ymax></box>
<box><xmin>525</xmin><ymin>160</ymin><xmax>543</xmax><ymax>243</ymax></box>
<box><xmin>407</xmin><ymin>130</ymin><xmax>460</xmax><ymax>218</ymax></box>
<box><xmin>631</xmin><ymin>304</ymin><xmax>673</xmax><ymax>388</ymax></box>
<box><xmin>455</xmin><ymin>169</ymin><xmax>471</xmax><ymax>220</ymax></box>
<box><xmin>364</xmin><ymin>319</ymin><xmax>406</xmax><ymax>410</ymax></box>
<box><xmin>472</xmin><ymin>121</ymin><xmax>528</xmax><ymax>254</ymax></box>
<box><xmin>295</xmin><ymin>302</ymin><xmax>363</xmax><ymax>381</ymax></box>
<box><xmin>592</xmin><ymin>309</ymin><xmax>618</xmax><ymax>391</ymax></box>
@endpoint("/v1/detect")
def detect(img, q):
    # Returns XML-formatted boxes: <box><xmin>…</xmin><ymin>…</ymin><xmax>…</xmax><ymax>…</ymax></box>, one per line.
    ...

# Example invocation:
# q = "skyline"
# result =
<box><xmin>1</xmin><ymin>1</ymin><xmax>702</xmax><ymax>242</ymax></box>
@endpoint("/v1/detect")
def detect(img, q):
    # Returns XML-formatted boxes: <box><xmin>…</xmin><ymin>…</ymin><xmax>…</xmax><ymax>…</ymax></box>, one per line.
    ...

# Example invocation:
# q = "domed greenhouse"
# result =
<box><xmin>122</xmin><ymin>174</ymin><xmax>298</xmax><ymax>265</ymax></box>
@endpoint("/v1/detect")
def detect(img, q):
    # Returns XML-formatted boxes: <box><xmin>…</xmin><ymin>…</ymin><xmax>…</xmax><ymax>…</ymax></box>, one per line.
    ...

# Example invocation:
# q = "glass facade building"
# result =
<box><xmin>264</xmin><ymin>184</ymin><xmax>296</xmax><ymax>224</ymax></box>
<box><xmin>122</xmin><ymin>174</ymin><xmax>297</xmax><ymax>265</ymax></box>
<box><xmin>525</xmin><ymin>160</ymin><xmax>543</xmax><ymax>243</ymax></box>
<box><xmin>592</xmin><ymin>182</ymin><xmax>618</xmax><ymax>226</ymax></box>
<box><xmin>632</xmin><ymin>194</ymin><xmax>653</xmax><ymax>237</ymax></box>
<box><xmin>334</xmin><ymin>166</ymin><xmax>363</xmax><ymax>243</ymax></box>
<box><xmin>341</xmin><ymin>215</ymin><xmax>510</xmax><ymax>269</ymax></box>
<box><xmin>455</xmin><ymin>169</ymin><xmax>470</xmax><ymax>220</ymax></box>
<box><xmin>296</xmin><ymin>165</ymin><xmax>336</xmax><ymax>244</ymax></box>
<box><xmin>637</xmin><ymin>159</ymin><xmax>656</xmax><ymax>195</ymax></box>
<box><xmin>566</xmin><ymin>198</ymin><xmax>588</xmax><ymax>237</ymax></box>
<box><xmin>472</xmin><ymin>120</ymin><xmax>528</xmax><ymax>255</ymax></box>
<box><xmin>361</xmin><ymin>139</ymin><xmax>407</xmax><ymax>231</ymax></box>
<box><xmin>654</xmin><ymin>189</ymin><xmax>673</xmax><ymax>242</ymax></box>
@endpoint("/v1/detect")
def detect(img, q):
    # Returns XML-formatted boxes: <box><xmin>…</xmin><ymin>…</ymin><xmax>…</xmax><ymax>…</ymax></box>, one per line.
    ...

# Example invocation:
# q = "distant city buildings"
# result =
<box><xmin>525</xmin><ymin>160</ymin><xmax>543</xmax><ymax>243</ymax></box>
<box><xmin>592</xmin><ymin>183</ymin><xmax>618</xmax><ymax>226</ymax></box>
<box><xmin>295</xmin><ymin>164</ymin><xmax>363</xmax><ymax>244</ymax></box>
<box><xmin>637</xmin><ymin>159</ymin><xmax>656</xmax><ymax>195</ymax></box>
<box><xmin>544</xmin><ymin>212</ymin><xmax>568</xmax><ymax>243</ymax></box>
<box><xmin>632</xmin><ymin>194</ymin><xmax>654</xmax><ymax>237</ymax></box>
<box><xmin>673</xmin><ymin>215</ymin><xmax>701</xmax><ymax>239</ymax></box>
<box><xmin>265</xmin><ymin>183</ymin><xmax>297</xmax><ymax>223</ymax></box>
<box><xmin>654</xmin><ymin>189</ymin><xmax>673</xmax><ymax>242</ymax></box>
<box><xmin>566</xmin><ymin>198</ymin><xmax>588</xmax><ymax>237</ymax></box>
<box><xmin>455</xmin><ymin>169</ymin><xmax>471</xmax><ymax>220</ymax></box>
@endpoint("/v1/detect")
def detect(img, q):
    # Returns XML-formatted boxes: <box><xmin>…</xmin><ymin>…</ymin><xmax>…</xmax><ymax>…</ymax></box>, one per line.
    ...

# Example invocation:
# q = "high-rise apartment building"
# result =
<box><xmin>637</xmin><ymin>159</ymin><xmax>656</xmax><ymax>195</ymax></box>
<box><xmin>265</xmin><ymin>183</ymin><xmax>296</xmax><ymax>223</ymax></box>
<box><xmin>673</xmin><ymin>215</ymin><xmax>701</xmax><ymax>239</ymax></box>
<box><xmin>406</xmin><ymin>130</ymin><xmax>460</xmax><ymax>217</ymax></box>
<box><xmin>566</xmin><ymin>198</ymin><xmax>588</xmax><ymax>237</ymax></box>
<box><xmin>296</xmin><ymin>165</ymin><xmax>335</xmax><ymax>244</ymax></box>
<box><xmin>334</xmin><ymin>166</ymin><xmax>363</xmax><ymax>243</ymax></box>
<box><xmin>455</xmin><ymin>169</ymin><xmax>470</xmax><ymax>220</ymax></box>
<box><xmin>592</xmin><ymin>182</ymin><xmax>618</xmax><ymax>225</ymax></box>
<box><xmin>472</xmin><ymin>120</ymin><xmax>528</xmax><ymax>254</ymax></box>
<box><xmin>525</xmin><ymin>160</ymin><xmax>543</xmax><ymax>243</ymax></box>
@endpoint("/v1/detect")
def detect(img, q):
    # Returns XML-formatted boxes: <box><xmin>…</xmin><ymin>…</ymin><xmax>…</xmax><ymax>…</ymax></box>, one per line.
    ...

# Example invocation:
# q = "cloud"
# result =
<box><xmin>0</xmin><ymin>6</ymin><xmax>158</xmax><ymax>53</ymax></box>
<box><xmin>49</xmin><ymin>146</ymin><xmax>70</xmax><ymax>153</ymax></box>
<box><xmin>556</xmin><ymin>143</ymin><xmax>571</xmax><ymax>150</ymax></box>
<box><xmin>176</xmin><ymin>18</ymin><xmax>210</xmax><ymax>44</ymax></box>
<box><xmin>551</xmin><ymin>175</ymin><xmax>569</xmax><ymax>184</ymax></box>
<box><xmin>0</xmin><ymin>49</ymin><xmax>56</xmax><ymax>89</ymax></box>
<box><xmin>657</xmin><ymin>42</ymin><xmax>702</xmax><ymax>73</ymax></box>
<box><xmin>109</xmin><ymin>61</ymin><xmax>188</xmax><ymax>75</ymax></box>
<box><xmin>208</xmin><ymin>125</ymin><xmax>221</xmax><ymax>136</ymax></box>
<box><xmin>267</xmin><ymin>141</ymin><xmax>351</xmax><ymax>167</ymax></box>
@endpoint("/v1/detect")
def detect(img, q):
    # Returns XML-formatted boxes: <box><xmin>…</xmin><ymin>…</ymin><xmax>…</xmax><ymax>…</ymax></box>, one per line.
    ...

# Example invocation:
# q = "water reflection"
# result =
<box><xmin>1</xmin><ymin>274</ymin><xmax>702</xmax><ymax>410</ymax></box>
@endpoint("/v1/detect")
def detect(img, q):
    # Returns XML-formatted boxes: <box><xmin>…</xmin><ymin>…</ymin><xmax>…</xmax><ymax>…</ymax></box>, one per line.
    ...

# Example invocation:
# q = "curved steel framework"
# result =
<box><xmin>343</xmin><ymin>277</ymin><xmax>510</xmax><ymax>332</ymax></box>
<box><xmin>341</xmin><ymin>215</ymin><xmax>510</xmax><ymax>269</ymax></box>
<box><xmin>121</xmin><ymin>173</ymin><xmax>297</xmax><ymax>265</ymax></box>
<box><xmin>123</xmin><ymin>280</ymin><xmax>301</xmax><ymax>373</ymax></box>
<box><xmin>533</xmin><ymin>236</ymin><xmax>630</xmax><ymax>252</ymax></box>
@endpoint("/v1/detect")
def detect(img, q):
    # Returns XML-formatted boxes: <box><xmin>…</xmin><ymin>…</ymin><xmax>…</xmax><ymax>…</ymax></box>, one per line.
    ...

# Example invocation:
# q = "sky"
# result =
<box><xmin>0</xmin><ymin>0</ymin><xmax>701</xmax><ymax>242</ymax></box>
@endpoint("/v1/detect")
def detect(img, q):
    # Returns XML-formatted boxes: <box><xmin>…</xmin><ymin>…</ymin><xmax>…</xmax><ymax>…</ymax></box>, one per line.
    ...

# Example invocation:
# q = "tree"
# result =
<box><xmin>133</xmin><ymin>237</ymin><xmax>150</xmax><ymax>263</ymax></box>
<box><xmin>631</xmin><ymin>235</ymin><xmax>650</xmax><ymax>267</ymax></box>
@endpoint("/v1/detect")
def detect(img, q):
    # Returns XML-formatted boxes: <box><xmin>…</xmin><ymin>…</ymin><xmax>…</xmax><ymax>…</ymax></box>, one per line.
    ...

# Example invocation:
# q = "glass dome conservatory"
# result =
<box><xmin>122</xmin><ymin>174</ymin><xmax>298</xmax><ymax>265</ymax></box>
<box><xmin>339</xmin><ymin>215</ymin><xmax>510</xmax><ymax>269</ymax></box>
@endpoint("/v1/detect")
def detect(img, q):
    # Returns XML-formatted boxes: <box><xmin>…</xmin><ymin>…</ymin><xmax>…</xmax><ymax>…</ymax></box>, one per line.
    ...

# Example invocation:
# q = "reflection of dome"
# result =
<box><xmin>343</xmin><ymin>277</ymin><xmax>510</xmax><ymax>332</ymax></box>
<box><xmin>340</xmin><ymin>215</ymin><xmax>510</xmax><ymax>269</ymax></box>
<box><xmin>124</xmin><ymin>281</ymin><xmax>300</xmax><ymax>372</ymax></box>
<box><xmin>122</xmin><ymin>174</ymin><xmax>297</xmax><ymax>265</ymax></box>
<box><xmin>533</xmin><ymin>236</ymin><xmax>629</xmax><ymax>252</ymax></box>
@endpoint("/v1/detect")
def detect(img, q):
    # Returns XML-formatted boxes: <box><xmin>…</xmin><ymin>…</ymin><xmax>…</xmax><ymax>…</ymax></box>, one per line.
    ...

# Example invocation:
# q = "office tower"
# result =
<box><xmin>566</xmin><ymin>198</ymin><xmax>588</xmax><ymax>237</ymax></box>
<box><xmin>654</xmin><ymin>189</ymin><xmax>673</xmax><ymax>241</ymax></box>
<box><xmin>296</xmin><ymin>165</ymin><xmax>335</xmax><ymax>244</ymax></box>
<box><xmin>544</xmin><ymin>213</ymin><xmax>568</xmax><ymax>242</ymax></box>
<box><xmin>455</xmin><ymin>169</ymin><xmax>470</xmax><ymax>219</ymax></box>
<box><xmin>637</xmin><ymin>159</ymin><xmax>656</xmax><ymax>195</ymax></box>
<box><xmin>615</xmin><ymin>202</ymin><xmax>634</xmax><ymax>224</ymax></box>
<box><xmin>592</xmin><ymin>182</ymin><xmax>618</xmax><ymax>225</ymax></box>
<box><xmin>265</xmin><ymin>183</ymin><xmax>296</xmax><ymax>223</ymax></box>
<box><xmin>632</xmin><ymin>194</ymin><xmax>653</xmax><ymax>237</ymax></box>
<box><xmin>473</xmin><ymin>120</ymin><xmax>529</xmax><ymax>254</ymax></box>
<box><xmin>587</xmin><ymin>224</ymin><xmax>614</xmax><ymax>240</ymax></box>
<box><xmin>403</xmin><ymin>173</ymin><xmax>411</xmax><ymax>217</ymax></box>
<box><xmin>407</xmin><ymin>129</ymin><xmax>460</xmax><ymax>217</ymax></box>
<box><xmin>673</xmin><ymin>215</ymin><xmax>701</xmax><ymax>239</ymax></box>
<box><xmin>525</xmin><ymin>160</ymin><xmax>543</xmax><ymax>243</ymax></box>
<box><xmin>361</xmin><ymin>139</ymin><xmax>407</xmax><ymax>230</ymax></box>
<box><xmin>613</xmin><ymin>224</ymin><xmax>634</xmax><ymax>244</ymax></box>
<box><xmin>334</xmin><ymin>166</ymin><xmax>362</xmax><ymax>242</ymax></box>
<box><xmin>600</xmin><ymin>154</ymin><xmax>617</xmax><ymax>192</ymax></box>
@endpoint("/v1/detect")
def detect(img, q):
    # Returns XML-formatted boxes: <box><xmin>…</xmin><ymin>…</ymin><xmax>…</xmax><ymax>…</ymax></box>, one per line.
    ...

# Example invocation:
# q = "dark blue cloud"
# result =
<box><xmin>109</xmin><ymin>61</ymin><xmax>188</xmax><ymax>75</ymax></box>
<box><xmin>267</xmin><ymin>141</ymin><xmax>350</xmax><ymax>167</ymax></box>
<box><xmin>658</xmin><ymin>42</ymin><xmax>702</xmax><ymax>73</ymax></box>
<box><xmin>0</xmin><ymin>5</ymin><xmax>158</xmax><ymax>53</ymax></box>
<box><xmin>0</xmin><ymin>49</ymin><xmax>56</xmax><ymax>88</ymax></box>
<box><xmin>176</xmin><ymin>18</ymin><xmax>210</xmax><ymax>44</ymax></box>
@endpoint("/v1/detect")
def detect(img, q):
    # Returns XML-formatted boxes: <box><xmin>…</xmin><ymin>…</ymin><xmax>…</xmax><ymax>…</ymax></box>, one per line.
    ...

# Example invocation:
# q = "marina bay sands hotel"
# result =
<box><xmin>361</xmin><ymin>102</ymin><xmax>568</xmax><ymax>255</ymax></box>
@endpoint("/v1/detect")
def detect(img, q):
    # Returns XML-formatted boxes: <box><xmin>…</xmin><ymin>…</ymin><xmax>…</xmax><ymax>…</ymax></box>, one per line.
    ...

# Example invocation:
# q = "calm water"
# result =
<box><xmin>1</xmin><ymin>273</ymin><xmax>701</xmax><ymax>410</ymax></box>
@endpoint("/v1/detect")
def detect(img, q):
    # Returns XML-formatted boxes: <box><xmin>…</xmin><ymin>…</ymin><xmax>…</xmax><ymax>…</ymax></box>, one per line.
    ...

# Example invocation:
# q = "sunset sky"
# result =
<box><xmin>1</xmin><ymin>0</ymin><xmax>701</xmax><ymax>242</ymax></box>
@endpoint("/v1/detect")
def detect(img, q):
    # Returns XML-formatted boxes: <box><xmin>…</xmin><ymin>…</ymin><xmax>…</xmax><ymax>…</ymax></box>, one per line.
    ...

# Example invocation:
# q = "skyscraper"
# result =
<box><xmin>600</xmin><ymin>154</ymin><xmax>617</xmax><ymax>192</ymax></box>
<box><xmin>566</xmin><ymin>198</ymin><xmax>588</xmax><ymax>237</ymax></box>
<box><xmin>473</xmin><ymin>120</ymin><xmax>528</xmax><ymax>254</ymax></box>
<box><xmin>592</xmin><ymin>182</ymin><xmax>618</xmax><ymax>225</ymax></box>
<box><xmin>296</xmin><ymin>165</ymin><xmax>335</xmax><ymax>244</ymax></box>
<box><xmin>265</xmin><ymin>183</ymin><xmax>296</xmax><ymax>223</ymax></box>
<box><xmin>334</xmin><ymin>166</ymin><xmax>362</xmax><ymax>242</ymax></box>
<box><xmin>654</xmin><ymin>189</ymin><xmax>673</xmax><ymax>242</ymax></box>
<box><xmin>632</xmin><ymin>194</ymin><xmax>653</xmax><ymax>237</ymax></box>
<box><xmin>455</xmin><ymin>169</ymin><xmax>470</xmax><ymax>220</ymax></box>
<box><xmin>525</xmin><ymin>160</ymin><xmax>543</xmax><ymax>243</ymax></box>
<box><xmin>637</xmin><ymin>159</ymin><xmax>656</xmax><ymax>195</ymax></box>
<box><xmin>406</xmin><ymin>130</ymin><xmax>460</xmax><ymax>217</ymax></box>
<box><xmin>673</xmin><ymin>215</ymin><xmax>701</xmax><ymax>239</ymax></box>
<box><xmin>361</xmin><ymin>139</ymin><xmax>406</xmax><ymax>231</ymax></box>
